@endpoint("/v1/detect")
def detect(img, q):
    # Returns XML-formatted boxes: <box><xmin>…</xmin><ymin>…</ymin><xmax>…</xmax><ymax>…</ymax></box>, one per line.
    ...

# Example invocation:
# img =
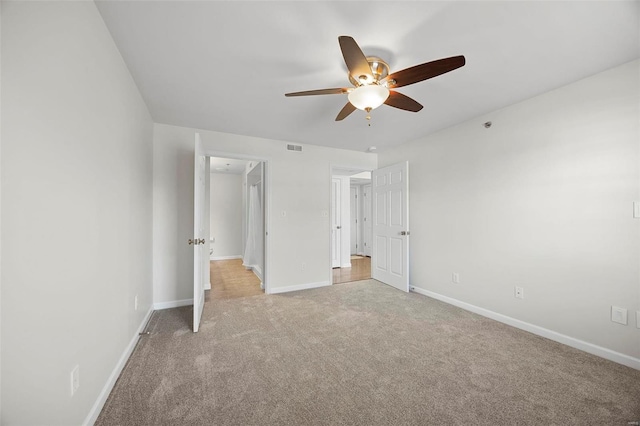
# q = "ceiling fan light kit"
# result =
<box><xmin>285</xmin><ymin>35</ymin><xmax>465</xmax><ymax>123</ymax></box>
<box><xmin>348</xmin><ymin>85</ymin><xmax>390</xmax><ymax>111</ymax></box>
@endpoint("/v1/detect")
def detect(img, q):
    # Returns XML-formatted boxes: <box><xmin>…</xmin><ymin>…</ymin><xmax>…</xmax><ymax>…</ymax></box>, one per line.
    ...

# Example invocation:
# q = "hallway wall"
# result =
<box><xmin>209</xmin><ymin>173</ymin><xmax>243</xmax><ymax>259</ymax></box>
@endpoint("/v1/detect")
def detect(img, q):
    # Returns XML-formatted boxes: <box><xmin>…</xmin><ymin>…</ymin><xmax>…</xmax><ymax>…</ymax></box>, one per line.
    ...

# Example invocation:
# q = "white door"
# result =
<box><xmin>193</xmin><ymin>133</ymin><xmax>206</xmax><ymax>332</ymax></box>
<box><xmin>362</xmin><ymin>184</ymin><xmax>372</xmax><ymax>257</ymax></box>
<box><xmin>350</xmin><ymin>186</ymin><xmax>358</xmax><ymax>254</ymax></box>
<box><xmin>372</xmin><ymin>162</ymin><xmax>409</xmax><ymax>292</ymax></box>
<box><xmin>331</xmin><ymin>178</ymin><xmax>341</xmax><ymax>268</ymax></box>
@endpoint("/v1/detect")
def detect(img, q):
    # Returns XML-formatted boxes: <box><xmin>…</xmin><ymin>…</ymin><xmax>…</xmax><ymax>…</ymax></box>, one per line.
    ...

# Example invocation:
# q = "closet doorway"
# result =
<box><xmin>207</xmin><ymin>156</ymin><xmax>268</xmax><ymax>299</ymax></box>
<box><xmin>330</xmin><ymin>167</ymin><xmax>372</xmax><ymax>284</ymax></box>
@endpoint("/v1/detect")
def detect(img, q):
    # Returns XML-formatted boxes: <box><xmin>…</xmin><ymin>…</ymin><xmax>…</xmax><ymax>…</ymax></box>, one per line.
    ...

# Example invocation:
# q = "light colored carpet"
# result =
<box><xmin>96</xmin><ymin>280</ymin><xmax>640</xmax><ymax>425</ymax></box>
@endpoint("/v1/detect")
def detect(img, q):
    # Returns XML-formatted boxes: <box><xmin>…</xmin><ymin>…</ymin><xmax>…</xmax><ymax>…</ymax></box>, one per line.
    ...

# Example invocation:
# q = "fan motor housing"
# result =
<box><xmin>348</xmin><ymin>56</ymin><xmax>390</xmax><ymax>86</ymax></box>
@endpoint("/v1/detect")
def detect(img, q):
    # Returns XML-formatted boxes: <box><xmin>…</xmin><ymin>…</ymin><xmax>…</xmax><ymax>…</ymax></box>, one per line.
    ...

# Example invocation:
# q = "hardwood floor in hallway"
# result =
<box><xmin>333</xmin><ymin>256</ymin><xmax>371</xmax><ymax>284</ymax></box>
<box><xmin>210</xmin><ymin>259</ymin><xmax>264</xmax><ymax>300</ymax></box>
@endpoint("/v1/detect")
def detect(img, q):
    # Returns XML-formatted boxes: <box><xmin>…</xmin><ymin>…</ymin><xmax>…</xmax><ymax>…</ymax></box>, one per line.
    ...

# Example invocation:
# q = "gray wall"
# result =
<box><xmin>1</xmin><ymin>2</ymin><xmax>153</xmax><ymax>424</ymax></box>
<box><xmin>210</xmin><ymin>173</ymin><xmax>243</xmax><ymax>258</ymax></box>
<box><xmin>379</xmin><ymin>60</ymin><xmax>640</xmax><ymax>362</ymax></box>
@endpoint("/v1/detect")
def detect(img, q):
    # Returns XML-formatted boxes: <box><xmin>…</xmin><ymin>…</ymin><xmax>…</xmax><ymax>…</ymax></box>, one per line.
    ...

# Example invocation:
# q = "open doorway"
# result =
<box><xmin>208</xmin><ymin>156</ymin><xmax>266</xmax><ymax>299</ymax></box>
<box><xmin>330</xmin><ymin>167</ymin><xmax>372</xmax><ymax>284</ymax></box>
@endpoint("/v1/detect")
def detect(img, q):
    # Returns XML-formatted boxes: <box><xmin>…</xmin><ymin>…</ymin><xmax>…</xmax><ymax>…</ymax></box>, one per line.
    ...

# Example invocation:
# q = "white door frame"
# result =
<box><xmin>362</xmin><ymin>183</ymin><xmax>373</xmax><ymax>257</ymax></box>
<box><xmin>329</xmin><ymin>165</ymin><xmax>373</xmax><ymax>284</ymax></box>
<box><xmin>202</xmin><ymin>149</ymin><xmax>271</xmax><ymax>294</ymax></box>
<box><xmin>350</xmin><ymin>185</ymin><xmax>359</xmax><ymax>255</ymax></box>
<box><xmin>331</xmin><ymin>177</ymin><xmax>342</xmax><ymax>268</ymax></box>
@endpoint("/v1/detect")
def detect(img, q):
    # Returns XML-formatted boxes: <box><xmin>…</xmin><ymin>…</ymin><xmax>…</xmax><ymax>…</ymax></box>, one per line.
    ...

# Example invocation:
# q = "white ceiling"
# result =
<box><xmin>96</xmin><ymin>1</ymin><xmax>639</xmax><ymax>153</ymax></box>
<box><xmin>210</xmin><ymin>157</ymin><xmax>248</xmax><ymax>174</ymax></box>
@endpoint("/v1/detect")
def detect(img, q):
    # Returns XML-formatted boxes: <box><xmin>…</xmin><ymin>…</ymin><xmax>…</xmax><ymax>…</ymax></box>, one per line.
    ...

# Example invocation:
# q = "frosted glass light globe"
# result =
<box><xmin>348</xmin><ymin>85</ymin><xmax>390</xmax><ymax>111</ymax></box>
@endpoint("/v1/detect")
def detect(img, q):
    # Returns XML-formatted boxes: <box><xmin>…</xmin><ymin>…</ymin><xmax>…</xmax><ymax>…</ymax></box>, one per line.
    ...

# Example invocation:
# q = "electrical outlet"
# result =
<box><xmin>71</xmin><ymin>365</ymin><xmax>80</xmax><ymax>396</ymax></box>
<box><xmin>134</xmin><ymin>295</ymin><xmax>138</xmax><ymax>311</ymax></box>
<box><xmin>514</xmin><ymin>286</ymin><xmax>524</xmax><ymax>299</ymax></box>
<box><xmin>611</xmin><ymin>306</ymin><xmax>627</xmax><ymax>325</ymax></box>
<box><xmin>452</xmin><ymin>273</ymin><xmax>460</xmax><ymax>284</ymax></box>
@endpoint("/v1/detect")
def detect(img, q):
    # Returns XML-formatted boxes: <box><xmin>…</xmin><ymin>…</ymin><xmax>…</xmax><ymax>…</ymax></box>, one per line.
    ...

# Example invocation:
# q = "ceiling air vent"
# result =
<box><xmin>287</xmin><ymin>144</ymin><xmax>303</xmax><ymax>152</ymax></box>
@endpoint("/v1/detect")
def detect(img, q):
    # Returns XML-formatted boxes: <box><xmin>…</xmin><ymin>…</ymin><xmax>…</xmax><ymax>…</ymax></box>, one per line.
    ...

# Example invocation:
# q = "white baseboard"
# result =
<box><xmin>268</xmin><ymin>281</ymin><xmax>331</xmax><ymax>295</ymax></box>
<box><xmin>410</xmin><ymin>286</ymin><xmax>640</xmax><ymax>371</ymax></box>
<box><xmin>341</xmin><ymin>262</ymin><xmax>352</xmax><ymax>268</ymax></box>
<box><xmin>251</xmin><ymin>265</ymin><xmax>263</xmax><ymax>282</ymax></box>
<box><xmin>153</xmin><ymin>298</ymin><xmax>193</xmax><ymax>310</ymax></box>
<box><xmin>204</xmin><ymin>282</ymin><xmax>211</xmax><ymax>291</ymax></box>
<box><xmin>210</xmin><ymin>254</ymin><xmax>242</xmax><ymax>261</ymax></box>
<box><xmin>83</xmin><ymin>307</ymin><xmax>154</xmax><ymax>426</ymax></box>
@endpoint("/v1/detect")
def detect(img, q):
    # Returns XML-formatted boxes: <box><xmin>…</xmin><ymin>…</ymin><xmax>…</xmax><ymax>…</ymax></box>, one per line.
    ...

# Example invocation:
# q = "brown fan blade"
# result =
<box><xmin>285</xmin><ymin>88</ymin><xmax>348</xmax><ymax>97</ymax></box>
<box><xmin>338</xmin><ymin>36</ymin><xmax>373</xmax><ymax>83</ymax></box>
<box><xmin>335</xmin><ymin>102</ymin><xmax>356</xmax><ymax>121</ymax></box>
<box><xmin>384</xmin><ymin>91</ymin><xmax>423</xmax><ymax>112</ymax></box>
<box><xmin>385</xmin><ymin>56</ymin><xmax>465</xmax><ymax>88</ymax></box>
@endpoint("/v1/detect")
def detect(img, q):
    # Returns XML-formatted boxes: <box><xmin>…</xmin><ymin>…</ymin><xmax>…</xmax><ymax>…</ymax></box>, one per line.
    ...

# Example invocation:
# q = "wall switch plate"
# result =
<box><xmin>514</xmin><ymin>286</ymin><xmax>524</xmax><ymax>299</ymax></box>
<box><xmin>71</xmin><ymin>365</ymin><xmax>80</xmax><ymax>396</ymax></box>
<box><xmin>634</xmin><ymin>201</ymin><xmax>640</xmax><ymax>218</ymax></box>
<box><xmin>611</xmin><ymin>306</ymin><xmax>627</xmax><ymax>325</ymax></box>
<box><xmin>134</xmin><ymin>295</ymin><xmax>138</xmax><ymax>311</ymax></box>
<box><xmin>452</xmin><ymin>273</ymin><xmax>460</xmax><ymax>284</ymax></box>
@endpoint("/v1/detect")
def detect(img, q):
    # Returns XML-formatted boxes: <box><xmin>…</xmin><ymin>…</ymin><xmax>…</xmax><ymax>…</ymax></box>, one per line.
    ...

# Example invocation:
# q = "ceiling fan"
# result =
<box><xmin>285</xmin><ymin>36</ymin><xmax>465</xmax><ymax>122</ymax></box>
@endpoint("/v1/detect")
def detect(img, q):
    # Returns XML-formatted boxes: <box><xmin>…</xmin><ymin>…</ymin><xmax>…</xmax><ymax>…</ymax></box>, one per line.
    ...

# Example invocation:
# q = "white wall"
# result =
<box><xmin>379</xmin><ymin>60</ymin><xmax>640</xmax><ymax>363</ymax></box>
<box><xmin>1</xmin><ymin>2</ymin><xmax>153</xmax><ymax>425</ymax></box>
<box><xmin>153</xmin><ymin>123</ymin><xmax>377</xmax><ymax>302</ymax></box>
<box><xmin>0</xmin><ymin>2</ymin><xmax>3</xmax><ymax>419</ymax></box>
<box><xmin>210</xmin><ymin>173</ymin><xmax>243</xmax><ymax>258</ymax></box>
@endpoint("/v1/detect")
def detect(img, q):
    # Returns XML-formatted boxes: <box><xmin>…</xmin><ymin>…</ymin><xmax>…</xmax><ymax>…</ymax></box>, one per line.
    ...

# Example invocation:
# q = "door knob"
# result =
<box><xmin>399</xmin><ymin>231</ymin><xmax>410</xmax><ymax>236</ymax></box>
<box><xmin>336</xmin><ymin>226</ymin><xmax>341</xmax><ymax>229</ymax></box>
<box><xmin>188</xmin><ymin>238</ymin><xmax>206</xmax><ymax>245</ymax></box>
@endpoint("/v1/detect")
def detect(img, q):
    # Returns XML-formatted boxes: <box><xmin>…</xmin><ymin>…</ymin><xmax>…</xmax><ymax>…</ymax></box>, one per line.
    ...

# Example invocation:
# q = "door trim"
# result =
<box><xmin>201</xmin><ymin>148</ymin><xmax>271</xmax><ymax>294</ymax></box>
<box><xmin>329</xmin><ymin>164</ymin><xmax>374</xmax><ymax>284</ymax></box>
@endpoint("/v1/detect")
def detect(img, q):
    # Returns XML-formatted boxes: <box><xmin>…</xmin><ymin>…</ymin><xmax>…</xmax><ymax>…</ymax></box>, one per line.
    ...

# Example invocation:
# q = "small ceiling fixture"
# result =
<box><xmin>484</xmin><ymin>121</ymin><xmax>492</xmax><ymax>128</ymax></box>
<box><xmin>285</xmin><ymin>36</ymin><xmax>466</xmax><ymax>123</ymax></box>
